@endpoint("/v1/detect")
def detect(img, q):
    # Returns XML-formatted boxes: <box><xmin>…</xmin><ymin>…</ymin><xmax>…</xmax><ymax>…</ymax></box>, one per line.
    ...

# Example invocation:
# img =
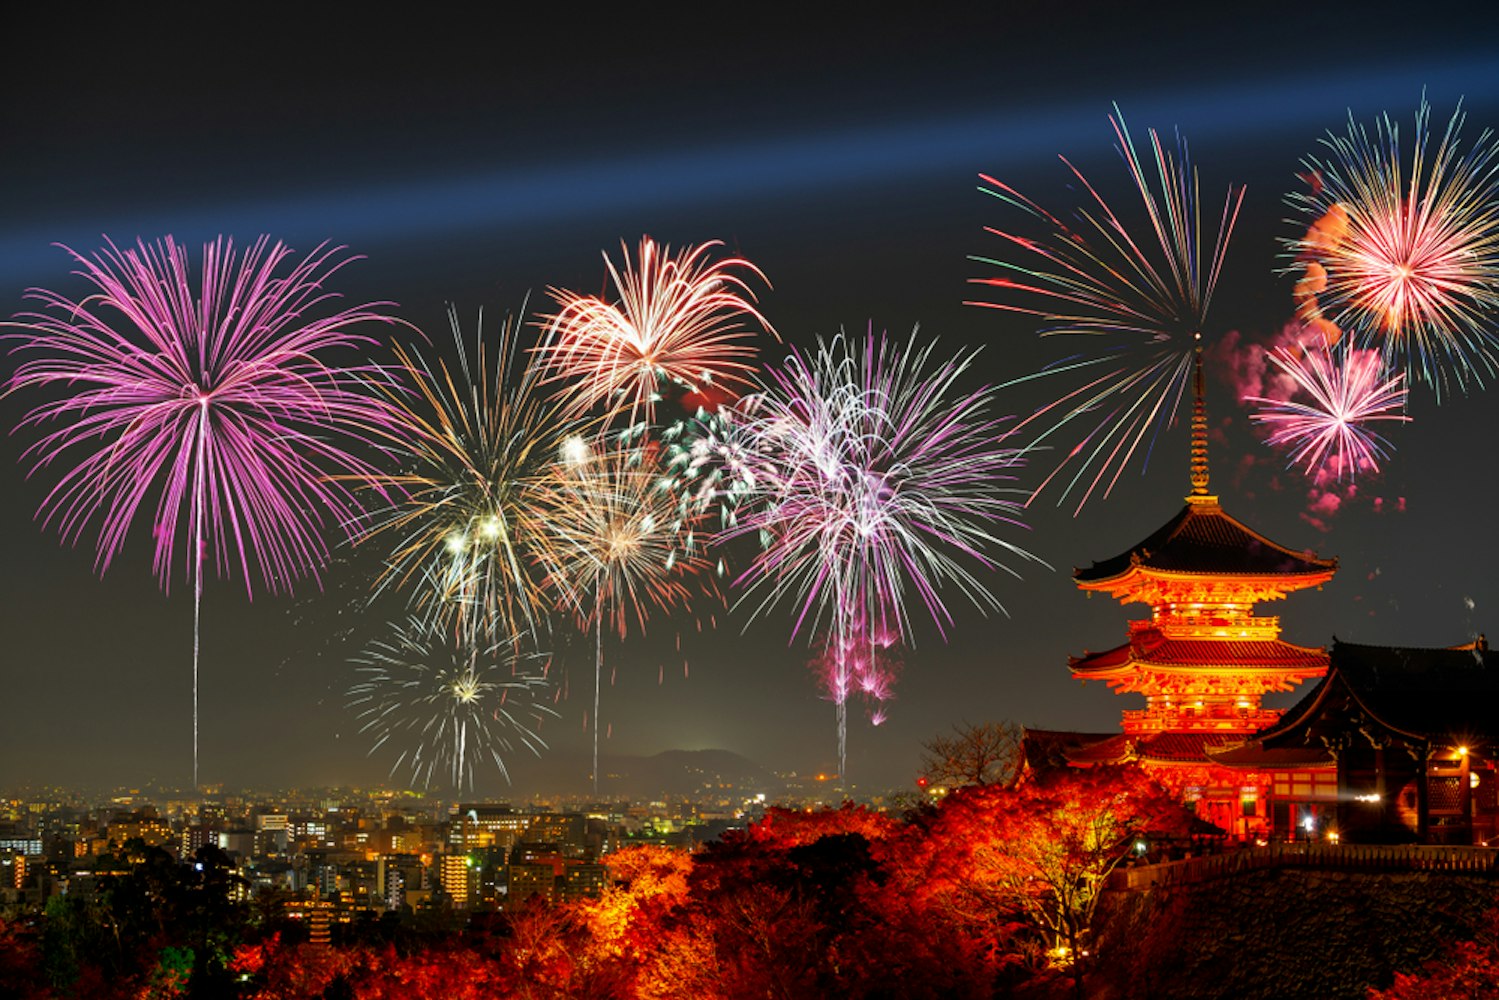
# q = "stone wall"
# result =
<box><xmin>1090</xmin><ymin>867</ymin><xmax>1498</xmax><ymax>1000</ymax></box>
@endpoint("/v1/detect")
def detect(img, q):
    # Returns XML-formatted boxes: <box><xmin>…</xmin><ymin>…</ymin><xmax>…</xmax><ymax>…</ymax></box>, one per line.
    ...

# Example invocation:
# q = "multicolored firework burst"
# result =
<box><xmin>729</xmin><ymin>329</ymin><xmax>1042</xmax><ymax>781</ymax></box>
<box><xmin>351</xmin><ymin>306</ymin><xmax>586</xmax><ymax>641</ymax></box>
<box><xmin>1248</xmin><ymin>340</ymin><xmax>1411</xmax><ymax>481</ymax></box>
<box><xmin>659</xmin><ymin>400</ymin><xmax>759</xmax><ymax>571</ymax></box>
<box><xmin>1285</xmin><ymin>99</ymin><xmax>1499</xmax><ymax>397</ymax></box>
<box><xmin>968</xmin><ymin>109</ymin><xmax>1244</xmax><ymax>512</ymax></box>
<box><xmin>537</xmin><ymin>237</ymin><xmax>775</xmax><ymax>427</ymax></box>
<box><xmin>348</xmin><ymin>616</ymin><xmax>556</xmax><ymax>790</ymax></box>
<box><xmin>535</xmin><ymin>435</ymin><xmax>711</xmax><ymax>792</ymax></box>
<box><xmin>5</xmin><ymin>236</ymin><xmax>401</xmax><ymax>787</ymax></box>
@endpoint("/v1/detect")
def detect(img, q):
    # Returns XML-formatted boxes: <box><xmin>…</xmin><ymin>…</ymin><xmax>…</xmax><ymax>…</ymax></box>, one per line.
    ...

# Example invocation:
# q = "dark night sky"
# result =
<box><xmin>4</xmin><ymin>6</ymin><xmax>1499</xmax><ymax>797</ymax></box>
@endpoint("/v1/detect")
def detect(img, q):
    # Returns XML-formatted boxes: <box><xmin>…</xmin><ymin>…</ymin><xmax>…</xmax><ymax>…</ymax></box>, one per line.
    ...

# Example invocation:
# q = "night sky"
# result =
<box><xmin>5</xmin><ymin>6</ymin><xmax>1499</xmax><ymax>797</ymax></box>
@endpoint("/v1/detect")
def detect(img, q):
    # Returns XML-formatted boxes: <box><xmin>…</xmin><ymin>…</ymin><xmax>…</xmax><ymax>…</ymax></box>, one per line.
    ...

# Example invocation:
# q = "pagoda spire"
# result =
<box><xmin>1188</xmin><ymin>334</ymin><xmax>1215</xmax><ymax>503</ymax></box>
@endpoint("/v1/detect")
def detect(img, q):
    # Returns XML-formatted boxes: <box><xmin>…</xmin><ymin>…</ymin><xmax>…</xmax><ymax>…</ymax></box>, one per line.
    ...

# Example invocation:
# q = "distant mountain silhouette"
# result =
<box><xmin>508</xmin><ymin>748</ymin><xmax>785</xmax><ymax>799</ymax></box>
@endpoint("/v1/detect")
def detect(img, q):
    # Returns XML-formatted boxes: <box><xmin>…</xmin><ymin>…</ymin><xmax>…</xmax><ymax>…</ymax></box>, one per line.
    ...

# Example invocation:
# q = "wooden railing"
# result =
<box><xmin>1112</xmin><ymin>843</ymin><xmax>1499</xmax><ymax>891</ymax></box>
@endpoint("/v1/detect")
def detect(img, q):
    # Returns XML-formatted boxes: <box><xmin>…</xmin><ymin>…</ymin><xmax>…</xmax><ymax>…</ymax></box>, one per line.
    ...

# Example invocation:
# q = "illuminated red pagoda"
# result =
<box><xmin>1051</xmin><ymin>356</ymin><xmax>1337</xmax><ymax>837</ymax></box>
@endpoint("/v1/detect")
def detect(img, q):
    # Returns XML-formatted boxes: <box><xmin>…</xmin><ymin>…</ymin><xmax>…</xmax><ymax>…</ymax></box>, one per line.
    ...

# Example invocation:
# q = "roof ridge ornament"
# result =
<box><xmin>1187</xmin><ymin>334</ymin><xmax>1218</xmax><ymax>505</ymax></box>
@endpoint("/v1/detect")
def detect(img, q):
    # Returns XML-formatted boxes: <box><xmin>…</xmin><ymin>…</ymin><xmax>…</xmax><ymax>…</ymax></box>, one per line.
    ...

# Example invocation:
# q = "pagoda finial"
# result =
<box><xmin>1188</xmin><ymin>334</ymin><xmax>1215</xmax><ymax>503</ymax></box>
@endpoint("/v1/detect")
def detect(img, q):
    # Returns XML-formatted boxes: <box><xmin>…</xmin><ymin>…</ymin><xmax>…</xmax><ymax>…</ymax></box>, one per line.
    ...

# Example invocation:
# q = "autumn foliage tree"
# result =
<box><xmin>913</xmin><ymin>764</ymin><xmax>1190</xmax><ymax>998</ymax></box>
<box><xmin>1368</xmin><ymin>905</ymin><xmax>1499</xmax><ymax>1000</ymax></box>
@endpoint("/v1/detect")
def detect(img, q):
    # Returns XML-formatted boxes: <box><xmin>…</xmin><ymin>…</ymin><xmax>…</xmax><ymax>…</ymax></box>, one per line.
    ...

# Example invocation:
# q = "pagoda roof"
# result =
<box><xmin>1254</xmin><ymin>637</ymin><xmax>1499</xmax><ymax>747</ymax></box>
<box><xmin>1075</xmin><ymin>498</ymin><xmax>1336</xmax><ymax>588</ymax></box>
<box><xmin>1071</xmin><ymin>628</ymin><xmax>1328</xmax><ymax>678</ymax></box>
<box><xmin>1061</xmin><ymin>730</ymin><xmax>1243</xmax><ymax>766</ymax></box>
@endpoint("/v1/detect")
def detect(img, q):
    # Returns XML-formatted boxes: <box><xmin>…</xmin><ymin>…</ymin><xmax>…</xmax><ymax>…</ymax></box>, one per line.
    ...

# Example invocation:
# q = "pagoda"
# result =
<box><xmin>1056</xmin><ymin>353</ymin><xmax>1337</xmax><ymax>837</ymax></box>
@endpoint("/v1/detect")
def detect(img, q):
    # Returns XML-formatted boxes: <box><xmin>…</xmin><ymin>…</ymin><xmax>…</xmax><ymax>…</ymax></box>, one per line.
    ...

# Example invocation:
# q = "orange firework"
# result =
<box><xmin>538</xmin><ymin>237</ymin><xmax>774</xmax><ymax>426</ymax></box>
<box><xmin>534</xmin><ymin>434</ymin><xmax>712</xmax><ymax>792</ymax></box>
<box><xmin>1285</xmin><ymin>99</ymin><xmax>1499</xmax><ymax>397</ymax></box>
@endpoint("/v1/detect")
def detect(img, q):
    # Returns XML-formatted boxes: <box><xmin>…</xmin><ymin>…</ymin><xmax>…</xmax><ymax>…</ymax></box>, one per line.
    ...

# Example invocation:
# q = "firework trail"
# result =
<box><xmin>968</xmin><ymin>108</ymin><xmax>1244</xmax><ymax>512</ymax></box>
<box><xmin>1247</xmin><ymin>340</ymin><xmax>1411</xmax><ymax>481</ymax></box>
<box><xmin>729</xmin><ymin>328</ymin><xmax>1043</xmax><ymax>782</ymax></box>
<box><xmin>5</xmin><ymin>236</ymin><xmax>400</xmax><ymax>787</ymax></box>
<box><xmin>348</xmin><ymin>614</ymin><xmax>557</xmax><ymax>790</ymax></box>
<box><xmin>535</xmin><ymin>434</ymin><xmax>710</xmax><ymax>794</ymax></box>
<box><xmin>351</xmin><ymin>305</ymin><xmax>588</xmax><ymax>642</ymax></box>
<box><xmin>1285</xmin><ymin>98</ymin><xmax>1499</xmax><ymax>397</ymax></box>
<box><xmin>537</xmin><ymin>237</ymin><xmax>775</xmax><ymax>427</ymax></box>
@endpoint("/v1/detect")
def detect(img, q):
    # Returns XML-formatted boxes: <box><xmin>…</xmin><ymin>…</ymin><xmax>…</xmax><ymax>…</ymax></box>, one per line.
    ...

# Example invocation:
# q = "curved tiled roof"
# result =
<box><xmin>1060</xmin><ymin>731</ymin><xmax>1242</xmax><ymax>765</ymax></box>
<box><xmin>1256</xmin><ymin>638</ymin><xmax>1499</xmax><ymax>745</ymax></box>
<box><xmin>1075</xmin><ymin>500</ymin><xmax>1336</xmax><ymax>584</ymax></box>
<box><xmin>1071</xmin><ymin>629</ymin><xmax>1329</xmax><ymax>675</ymax></box>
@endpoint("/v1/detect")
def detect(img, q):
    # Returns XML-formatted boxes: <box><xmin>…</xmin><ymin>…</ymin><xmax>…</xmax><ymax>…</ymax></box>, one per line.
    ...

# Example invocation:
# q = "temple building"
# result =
<box><xmin>1026</xmin><ymin>355</ymin><xmax>1498</xmax><ymax>844</ymax></box>
<box><xmin>1212</xmin><ymin>639</ymin><xmax>1499</xmax><ymax>845</ymax></box>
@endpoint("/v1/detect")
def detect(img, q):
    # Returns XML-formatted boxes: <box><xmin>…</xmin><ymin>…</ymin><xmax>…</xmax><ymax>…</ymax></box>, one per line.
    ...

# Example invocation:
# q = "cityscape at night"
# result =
<box><xmin>3</xmin><ymin>5</ymin><xmax>1499</xmax><ymax>997</ymax></box>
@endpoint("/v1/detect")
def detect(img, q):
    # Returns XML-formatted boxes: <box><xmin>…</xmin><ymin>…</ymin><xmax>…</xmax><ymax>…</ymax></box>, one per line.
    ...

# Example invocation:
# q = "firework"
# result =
<box><xmin>351</xmin><ymin>305</ymin><xmax>586</xmax><ymax>641</ymax></box>
<box><xmin>6</xmin><ymin>236</ymin><xmax>400</xmax><ymax>786</ymax></box>
<box><xmin>811</xmin><ymin>612</ymin><xmax>903</xmax><ymax>729</ymax></box>
<box><xmin>537</xmin><ymin>237</ymin><xmax>774</xmax><ymax>426</ymax></box>
<box><xmin>1248</xmin><ymin>340</ymin><xmax>1411</xmax><ymax>481</ymax></box>
<box><xmin>729</xmin><ymin>329</ymin><xmax>1043</xmax><ymax>781</ymax></box>
<box><xmin>535</xmin><ymin>435</ymin><xmax>711</xmax><ymax>792</ymax></box>
<box><xmin>1285</xmin><ymin>99</ymin><xmax>1499</xmax><ymax>396</ymax></box>
<box><xmin>659</xmin><ymin>401</ymin><xmax>759</xmax><ymax>569</ymax></box>
<box><xmin>348</xmin><ymin>615</ymin><xmax>557</xmax><ymax>790</ymax></box>
<box><xmin>968</xmin><ymin>109</ymin><xmax>1244</xmax><ymax>512</ymax></box>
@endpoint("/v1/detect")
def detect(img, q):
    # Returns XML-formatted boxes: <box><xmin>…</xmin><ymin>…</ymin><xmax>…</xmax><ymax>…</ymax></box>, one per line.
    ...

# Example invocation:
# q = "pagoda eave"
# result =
<box><xmin>1077</xmin><ymin>567</ymin><xmax>1336</xmax><ymax>605</ymax></box>
<box><xmin>1087</xmin><ymin>670</ymin><xmax>1329</xmax><ymax>696</ymax></box>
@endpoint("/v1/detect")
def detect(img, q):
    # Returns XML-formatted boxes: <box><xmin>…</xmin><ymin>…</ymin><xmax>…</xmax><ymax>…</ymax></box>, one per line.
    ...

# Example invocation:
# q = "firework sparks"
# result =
<box><xmin>659</xmin><ymin>401</ymin><xmax>759</xmax><ymax>571</ymax></box>
<box><xmin>352</xmin><ymin>305</ymin><xmax>586</xmax><ymax>641</ymax></box>
<box><xmin>1285</xmin><ymin>99</ymin><xmax>1499</xmax><ymax>396</ymax></box>
<box><xmin>535</xmin><ymin>435</ymin><xmax>711</xmax><ymax>792</ymax></box>
<box><xmin>1248</xmin><ymin>340</ymin><xmax>1411</xmax><ymax>481</ymax></box>
<box><xmin>968</xmin><ymin>108</ymin><xmax>1244</xmax><ymax>512</ymax></box>
<box><xmin>348</xmin><ymin>616</ymin><xmax>557</xmax><ymax>790</ymax></box>
<box><xmin>729</xmin><ymin>328</ymin><xmax>1043</xmax><ymax>781</ymax></box>
<box><xmin>537</xmin><ymin>237</ymin><xmax>775</xmax><ymax>426</ymax></box>
<box><xmin>811</xmin><ymin>612</ymin><xmax>903</xmax><ymax>729</ymax></box>
<box><xmin>6</xmin><ymin>236</ymin><xmax>401</xmax><ymax>786</ymax></box>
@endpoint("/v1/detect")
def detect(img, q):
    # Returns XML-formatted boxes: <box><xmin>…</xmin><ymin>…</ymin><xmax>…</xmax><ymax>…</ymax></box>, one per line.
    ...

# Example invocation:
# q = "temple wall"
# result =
<box><xmin>1091</xmin><ymin>867</ymin><xmax>1498</xmax><ymax>999</ymax></box>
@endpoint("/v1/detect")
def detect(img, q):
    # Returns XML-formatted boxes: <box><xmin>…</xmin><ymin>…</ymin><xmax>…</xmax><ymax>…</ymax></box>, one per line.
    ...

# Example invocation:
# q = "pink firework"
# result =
<box><xmin>1247</xmin><ymin>341</ymin><xmax>1410</xmax><ymax>481</ymax></box>
<box><xmin>730</xmin><ymin>329</ymin><xmax>1043</xmax><ymax>781</ymax></box>
<box><xmin>6</xmin><ymin>236</ymin><xmax>402</xmax><ymax>786</ymax></box>
<box><xmin>538</xmin><ymin>237</ymin><xmax>775</xmax><ymax>426</ymax></box>
<box><xmin>811</xmin><ymin>617</ymin><xmax>903</xmax><ymax>729</ymax></box>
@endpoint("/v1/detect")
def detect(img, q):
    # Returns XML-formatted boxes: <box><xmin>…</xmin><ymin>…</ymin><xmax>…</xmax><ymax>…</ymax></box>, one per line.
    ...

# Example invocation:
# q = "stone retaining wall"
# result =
<box><xmin>1090</xmin><ymin>867</ymin><xmax>1498</xmax><ymax>999</ymax></box>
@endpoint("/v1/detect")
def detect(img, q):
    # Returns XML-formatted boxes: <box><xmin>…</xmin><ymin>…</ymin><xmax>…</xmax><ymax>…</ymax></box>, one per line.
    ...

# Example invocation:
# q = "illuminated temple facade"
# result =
<box><xmin>1029</xmin><ymin>360</ymin><xmax>1498</xmax><ymax>844</ymax></box>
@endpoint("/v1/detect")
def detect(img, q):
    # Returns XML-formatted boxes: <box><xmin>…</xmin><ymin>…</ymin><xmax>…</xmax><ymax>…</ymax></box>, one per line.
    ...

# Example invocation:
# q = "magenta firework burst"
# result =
<box><xmin>968</xmin><ymin>109</ymin><xmax>1244</xmax><ymax>512</ymax></box>
<box><xmin>6</xmin><ymin>236</ymin><xmax>402</xmax><ymax>786</ymax></box>
<box><xmin>1248</xmin><ymin>340</ymin><xmax>1411</xmax><ymax>481</ymax></box>
<box><xmin>729</xmin><ymin>329</ymin><xmax>1043</xmax><ymax>780</ymax></box>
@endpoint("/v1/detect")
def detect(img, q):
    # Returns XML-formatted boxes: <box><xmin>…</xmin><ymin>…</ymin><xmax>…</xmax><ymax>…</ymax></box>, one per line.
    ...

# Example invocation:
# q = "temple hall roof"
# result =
<box><xmin>1074</xmin><ymin>499</ymin><xmax>1336</xmax><ymax>586</ymax></box>
<box><xmin>1254</xmin><ymin>637</ymin><xmax>1499</xmax><ymax>747</ymax></box>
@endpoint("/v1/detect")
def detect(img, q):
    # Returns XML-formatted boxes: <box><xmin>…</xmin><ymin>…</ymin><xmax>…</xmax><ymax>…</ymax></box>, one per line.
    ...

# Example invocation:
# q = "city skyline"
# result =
<box><xmin>4</xmin><ymin>7</ymin><xmax>1499</xmax><ymax>796</ymax></box>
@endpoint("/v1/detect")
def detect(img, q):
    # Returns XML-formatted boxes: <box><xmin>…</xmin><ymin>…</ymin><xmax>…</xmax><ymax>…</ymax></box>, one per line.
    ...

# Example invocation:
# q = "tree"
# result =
<box><xmin>1370</xmin><ymin>906</ymin><xmax>1499</xmax><ymax>1000</ymax></box>
<box><xmin>914</xmin><ymin>764</ymin><xmax>1190</xmax><ymax>1000</ymax></box>
<box><xmin>919</xmin><ymin>720</ymin><xmax>1024</xmax><ymax>788</ymax></box>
